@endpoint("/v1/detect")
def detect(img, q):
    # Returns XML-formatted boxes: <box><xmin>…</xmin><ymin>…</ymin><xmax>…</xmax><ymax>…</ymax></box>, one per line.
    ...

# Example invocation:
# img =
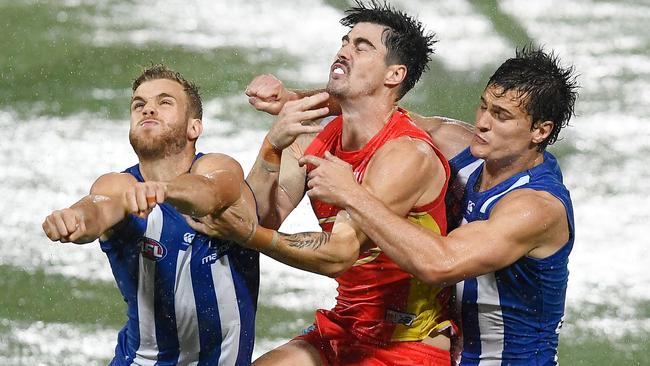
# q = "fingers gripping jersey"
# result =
<box><xmin>304</xmin><ymin>109</ymin><xmax>456</xmax><ymax>346</ymax></box>
<box><xmin>99</xmin><ymin>154</ymin><xmax>259</xmax><ymax>366</ymax></box>
<box><xmin>448</xmin><ymin>148</ymin><xmax>575</xmax><ymax>366</ymax></box>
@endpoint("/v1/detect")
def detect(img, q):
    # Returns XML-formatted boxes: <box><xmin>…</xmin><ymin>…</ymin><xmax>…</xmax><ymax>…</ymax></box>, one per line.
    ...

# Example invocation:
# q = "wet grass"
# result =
<box><xmin>2</xmin><ymin>0</ymin><xmax>649</xmax><ymax>364</ymax></box>
<box><xmin>0</xmin><ymin>1</ymin><xmax>297</xmax><ymax>119</ymax></box>
<box><xmin>0</xmin><ymin>264</ymin><xmax>124</xmax><ymax>326</ymax></box>
<box><xmin>0</xmin><ymin>263</ymin><xmax>314</xmax><ymax>353</ymax></box>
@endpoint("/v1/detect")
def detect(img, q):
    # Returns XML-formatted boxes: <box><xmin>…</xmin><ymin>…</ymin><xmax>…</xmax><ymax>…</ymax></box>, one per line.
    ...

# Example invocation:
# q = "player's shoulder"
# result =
<box><xmin>90</xmin><ymin>172</ymin><xmax>137</xmax><ymax>194</ymax></box>
<box><xmin>495</xmin><ymin>188</ymin><xmax>566</xmax><ymax>225</ymax></box>
<box><xmin>193</xmin><ymin>153</ymin><xmax>244</xmax><ymax>177</ymax></box>
<box><xmin>375</xmin><ymin>135</ymin><xmax>438</xmax><ymax>164</ymax></box>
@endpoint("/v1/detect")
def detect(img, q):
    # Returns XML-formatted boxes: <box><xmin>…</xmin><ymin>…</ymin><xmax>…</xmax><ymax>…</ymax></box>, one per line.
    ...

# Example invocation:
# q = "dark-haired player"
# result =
<box><xmin>304</xmin><ymin>46</ymin><xmax>578</xmax><ymax>365</ymax></box>
<box><xmin>189</xmin><ymin>1</ymin><xmax>457</xmax><ymax>365</ymax></box>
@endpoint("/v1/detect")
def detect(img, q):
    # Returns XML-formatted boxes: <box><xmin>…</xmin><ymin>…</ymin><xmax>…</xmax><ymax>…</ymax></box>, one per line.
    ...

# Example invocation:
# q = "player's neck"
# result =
<box><xmin>339</xmin><ymin>96</ymin><xmax>396</xmax><ymax>151</ymax></box>
<box><xmin>138</xmin><ymin>149</ymin><xmax>196</xmax><ymax>182</ymax></box>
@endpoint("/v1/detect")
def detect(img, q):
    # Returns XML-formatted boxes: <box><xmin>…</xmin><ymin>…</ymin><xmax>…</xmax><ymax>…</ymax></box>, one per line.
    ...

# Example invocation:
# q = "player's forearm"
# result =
<box><xmin>245</xmin><ymin>225</ymin><xmax>357</xmax><ymax>277</ymax></box>
<box><xmin>69</xmin><ymin>195</ymin><xmax>125</xmax><ymax>243</ymax></box>
<box><xmin>246</xmin><ymin>137</ymin><xmax>285</xmax><ymax>228</ymax></box>
<box><xmin>342</xmin><ymin>189</ymin><xmax>452</xmax><ymax>285</ymax></box>
<box><xmin>166</xmin><ymin>172</ymin><xmax>239</xmax><ymax>217</ymax></box>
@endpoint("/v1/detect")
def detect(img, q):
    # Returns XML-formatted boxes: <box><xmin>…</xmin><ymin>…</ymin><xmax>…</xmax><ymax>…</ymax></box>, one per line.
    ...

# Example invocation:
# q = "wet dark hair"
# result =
<box><xmin>340</xmin><ymin>0</ymin><xmax>436</xmax><ymax>100</ymax></box>
<box><xmin>132</xmin><ymin>64</ymin><xmax>203</xmax><ymax>119</ymax></box>
<box><xmin>487</xmin><ymin>46</ymin><xmax>578</xmax><ymax>151</ymax></box>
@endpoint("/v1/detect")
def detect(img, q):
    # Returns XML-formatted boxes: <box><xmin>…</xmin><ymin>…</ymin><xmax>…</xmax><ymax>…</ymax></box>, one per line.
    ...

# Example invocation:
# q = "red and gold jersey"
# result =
<box><xmin>303</xmin><ymin>108</ymin><xmax>455</xmax><ymax>346</ymax></box>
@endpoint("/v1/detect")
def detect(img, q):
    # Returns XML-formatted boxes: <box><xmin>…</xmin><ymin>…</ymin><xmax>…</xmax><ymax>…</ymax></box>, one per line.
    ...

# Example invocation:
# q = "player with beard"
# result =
<box><xmin>187</xmin><ymin>2</ymin><xmax>456</xmax><ymax>365</ymax></box>
<box><xmin>42</xmin><ymin>65</ymin><xmax>259</xmax><ymax>366</ymax></box>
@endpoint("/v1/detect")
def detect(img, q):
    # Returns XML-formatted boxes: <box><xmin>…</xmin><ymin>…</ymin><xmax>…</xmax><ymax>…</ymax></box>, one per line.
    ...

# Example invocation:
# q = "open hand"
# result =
<box><xmin>266</xmin><ymin>92</ymin><xmax>330</xmax><ymax>150</ymax></box>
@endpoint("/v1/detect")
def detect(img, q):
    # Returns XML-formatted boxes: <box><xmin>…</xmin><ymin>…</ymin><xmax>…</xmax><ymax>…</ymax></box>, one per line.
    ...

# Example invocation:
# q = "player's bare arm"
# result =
<box><xmin>42</xmin><ymin>172</ymin><xmax>138</xmax><ymax>244</ymax></box>
<box><xmin>164</xmin><ymin>153</ymin><xmax>244</xmax><ymax>217</ymax></box>
<box><xmin>312</xmin><ymin>172</ymin><xmax>570</xmax><ymax>286</ymax></box>
<box><xmin>246</xmin><ymin>92</ymin><xmax>329</xmax><ymax>228</ymax></box>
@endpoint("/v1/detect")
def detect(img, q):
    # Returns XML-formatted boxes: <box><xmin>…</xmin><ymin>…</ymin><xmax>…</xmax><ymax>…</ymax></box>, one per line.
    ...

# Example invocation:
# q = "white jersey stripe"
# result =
<box><xmin>174</xmin><ymin>245</ymin><xmax>201</xmax><ymax>365</ymax></box>
<box><xmin>456</xmin><ymin>159</ymin><xmax>483</xmax><ymax>186</ymax></box>
<box><xmin>479</xmin><ymin>175</ymin><xmax>529</xmax><ymax>213</ymax></box>
<box><xmin>211</xmin><ymin>255</ymin><xmax>241</xmax><ymax>366</ymax></box>
<box><xmin>132</xmin><ymin>206</ymin><xmax>164</xmax><ymax>366</ymax></box>
<box><xmin>476</xmin><ymin>272</ymin><xmax>504</xmax><ymax>365</ymax></box>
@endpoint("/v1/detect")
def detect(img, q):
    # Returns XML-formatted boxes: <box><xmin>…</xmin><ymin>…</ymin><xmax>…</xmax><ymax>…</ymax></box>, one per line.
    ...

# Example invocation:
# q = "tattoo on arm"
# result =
<box><xmin>284</xmin><ymin>232</ymin><xmax>331</xmax><ymax>250</ymax></box>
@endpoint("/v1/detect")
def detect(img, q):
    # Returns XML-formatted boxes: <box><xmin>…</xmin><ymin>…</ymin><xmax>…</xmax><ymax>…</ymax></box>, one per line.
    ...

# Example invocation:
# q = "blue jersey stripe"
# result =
<box><xmin>460</xmin><ymin>278</ymin><xmax>481</xmax><ymax>365</ymax></box>
<box><xmin>153</xmin><ymin>208</ymin><xmax>181</xmax><ymax>363</ymax></box>
<box><xmin>192</xmin><ymin>251</ymin><xmax>222</xmax><ymax>365</ymax></box>
<box><xmin>229</xmin><ymin>251</ymin><xmax>257</xmax><ymax>365</ymax></box>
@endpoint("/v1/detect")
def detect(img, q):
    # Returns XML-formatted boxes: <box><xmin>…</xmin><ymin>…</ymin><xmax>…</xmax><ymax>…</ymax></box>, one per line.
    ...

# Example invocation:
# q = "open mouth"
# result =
<box><xmin>330</xmin><ymin>62</ymin><xmax>348</xmax><ymax>77</ymax></box>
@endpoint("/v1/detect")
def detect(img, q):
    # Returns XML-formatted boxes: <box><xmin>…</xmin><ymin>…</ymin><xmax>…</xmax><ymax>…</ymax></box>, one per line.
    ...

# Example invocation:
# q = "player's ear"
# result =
<box><xmin>385</xmin><ymin>64</ymin><xmax>406</xmax><ymax>88</ymax></box>
<box><xmin>531</xmin><ymin>120</ymin><xmax>553</xmax><ymax>144</ymax></box>
<box><xmin>188</xmin><ymin>118</ymin><xmax>202</xmax><ymax>140</ymax></box>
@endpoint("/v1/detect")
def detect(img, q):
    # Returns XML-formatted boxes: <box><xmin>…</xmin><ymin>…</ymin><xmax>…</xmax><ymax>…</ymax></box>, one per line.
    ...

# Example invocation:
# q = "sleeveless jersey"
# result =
<box><xmin>448</xmin><ymin>148</ymin><xmax>575</xmax><ymax>365</ymax></box>
<box><xmin>304</xmin><ymin>108</ymin><xmax>456</xmax><ymax>346</ymax></box>
<box><xmin>100</xmin><ymin>154</ymin><xmax>259</xmax><ymax>366</ymax></box>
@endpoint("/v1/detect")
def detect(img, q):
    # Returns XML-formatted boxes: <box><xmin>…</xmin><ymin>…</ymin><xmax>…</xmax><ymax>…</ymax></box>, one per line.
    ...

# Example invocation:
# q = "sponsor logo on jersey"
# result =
<box><xmin>139</xmin><ymin>237</ymin><xmax>167</xmax><ymax>261</ymax></box>
<box><xmin>385</xmin><ymin>309</ymin><xmax>416</xmax><ymax>326</ymax></box>
<box><xmin>201</xmin><ymin>240</ymin><xmax>234</xmax><ymax>265</ymax></box>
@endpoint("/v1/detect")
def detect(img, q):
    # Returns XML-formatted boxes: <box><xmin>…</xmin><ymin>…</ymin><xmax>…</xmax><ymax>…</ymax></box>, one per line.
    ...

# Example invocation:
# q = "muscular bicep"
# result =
<box><xmin>440</xmin><ymin>189</ymin><xmax>569</xmax><ymax>282</ymax></box>
<box><xmin>190</xmin><ymin>153</ymin><xmax>244</xmax><ymax>209</ymax></box>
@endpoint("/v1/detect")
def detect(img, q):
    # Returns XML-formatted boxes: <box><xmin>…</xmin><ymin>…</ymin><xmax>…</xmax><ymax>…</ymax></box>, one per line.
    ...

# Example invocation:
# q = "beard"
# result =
<box><xmin>129</xmin><ymin>122</ymin><xmax>188</xmax><ymax>160</ymax></box>
<box><xmin>325</xmin><ymin>80</ymin><xmax>348</xmax><ymax>98</ymax></box>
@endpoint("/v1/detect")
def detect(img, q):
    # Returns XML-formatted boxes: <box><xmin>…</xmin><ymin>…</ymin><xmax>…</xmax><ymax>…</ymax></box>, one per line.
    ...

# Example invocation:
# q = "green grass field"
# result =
<box><xmin>1</xmin><ymin>0</ymin><xmax>649</xmax><ymax>364</ymax></box>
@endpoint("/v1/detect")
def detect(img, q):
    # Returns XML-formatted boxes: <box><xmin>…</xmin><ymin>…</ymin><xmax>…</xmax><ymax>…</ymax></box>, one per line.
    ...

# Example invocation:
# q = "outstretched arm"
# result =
<box><xmin>42</xmin><ymin>173</ymin><xmax>138</xmax><ymax>244</ymax></box>
<box><xmin>42</xmin><ymin>153</ymin><xmax>247</xmax><ymax>244</ymax></box>
<box><xmin>165</xmin><ymin>153</ymin><xmax>244</xmax><ymax>217</ymax></box>
<box><xmin>303</xmin><ymin>154</ymin><xmax>570</xmax><ymax>286</ymax></box>
<box><xmin>189</xmin><ymin>136</ymin><xmax>445</xmax><ymax>278</ymax></box>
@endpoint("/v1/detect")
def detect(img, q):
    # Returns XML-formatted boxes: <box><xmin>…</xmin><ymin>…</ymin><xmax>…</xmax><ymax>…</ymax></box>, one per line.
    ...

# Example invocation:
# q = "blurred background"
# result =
<box><xmin>1</xmin><ymin>0</ymin><xmax>648</xmax><ymax>364</ymax></box>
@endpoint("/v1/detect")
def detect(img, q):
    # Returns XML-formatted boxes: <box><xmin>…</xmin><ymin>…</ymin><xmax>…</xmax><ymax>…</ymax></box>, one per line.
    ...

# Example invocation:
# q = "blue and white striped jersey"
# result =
<box><xmin>100</xmin><ymin>157</ymin><xmax>259</xmax><ymax>366</ymax></box>
<box><xmin>448</xmin><ymin>148</ymin><xmax>575</xmax><ymax>366</ymax></box>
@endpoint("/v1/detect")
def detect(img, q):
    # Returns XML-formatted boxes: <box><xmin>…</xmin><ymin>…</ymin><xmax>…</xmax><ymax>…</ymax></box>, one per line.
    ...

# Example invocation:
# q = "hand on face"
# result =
<box><xmin>42</xmin><ymin>208</ymin><xmax>88</xmax><ymax>243</ymax></box>
<box><xmin>123</xmin><ymin>181</ymin><xmax>167</xmax><ymax>218</ymax></box>
<box><xmin>300</xmin><ymin>151</ymin><xmax>362</xmax><ymax>208</ymax></box>
<box><xmin>266</xmin><ymin>92</ymin><xmax>330</xmax><ymax>150</ymax></box>
<box><xmin>246</xmin><ymin>74</ymin><xmax>298</xmax><ymax>115</ymax></box>
<box><xmin>184</xmin><ymin>199</ymin><xmax>256</xmax><ymax>246</ymax></box>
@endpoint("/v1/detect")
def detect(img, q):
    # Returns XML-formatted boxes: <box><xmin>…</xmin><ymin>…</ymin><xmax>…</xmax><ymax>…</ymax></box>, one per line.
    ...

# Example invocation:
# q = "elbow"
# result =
<box><xmin>320</xmin><ymin>257</ymin><xmax>356</xmax><ymax>278</ymax></box>
<box><xmin>415</xmin><ymin>262</ymin><xmax>458</xmax><ymax>287</ymax></box>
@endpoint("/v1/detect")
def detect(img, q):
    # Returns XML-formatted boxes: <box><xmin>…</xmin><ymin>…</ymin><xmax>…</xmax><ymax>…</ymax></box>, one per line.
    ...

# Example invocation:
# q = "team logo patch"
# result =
<box><xmin>139</xmin><ymin>237</ymin><xmax>167</xmax><ymax>261</ymax></box>
<box><xmin>183</xmin><ymin>232</ymin><xmax>195</xmax><ymax>244</ymax></box>
<box><xmin>466</xmin><ymin>200</ymin><xmax>475</xmax><ymax>214</ymax></box>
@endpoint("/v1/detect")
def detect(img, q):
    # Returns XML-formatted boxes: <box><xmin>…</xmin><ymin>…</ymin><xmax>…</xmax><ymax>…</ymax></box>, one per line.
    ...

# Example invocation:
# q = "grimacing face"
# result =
<box><xmin>128</xmin><ymin>78</ymin><xmax>191</xmax><ymax>159</ymax></box>
<box><xmin>471</xmin><ymin>85</ymin><xmax>541</xmax><ymax>164</ymax></box>
<box><xmin>326</xmin><ymin>22</ymin><xmax>393</xmax><ymax>100</ymax></box>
